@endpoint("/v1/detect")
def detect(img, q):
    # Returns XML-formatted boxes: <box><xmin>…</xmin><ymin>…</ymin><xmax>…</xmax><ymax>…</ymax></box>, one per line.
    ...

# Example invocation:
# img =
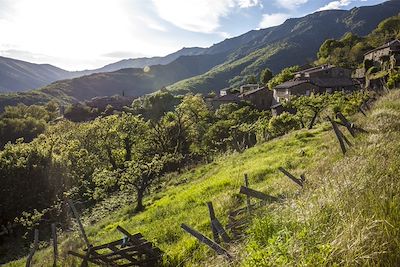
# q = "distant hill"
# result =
<box><xmin>1</xmin><ymin>0</ymin><xmax>399</xmax><ymax>110</ymax></box>
<box><xmin>0</xmin><ymin>56</ymin><xmax>74</xmax><ymax>92</ymax></box>
<box><xmin>0</xmin><ymin>47</ymin><xmax>208</xmax><ymax>93</ymax></box>
<box><xmin>0</xmin><ymin>53</ymin><xmax>228</xmax><ymax>110</ymax></box>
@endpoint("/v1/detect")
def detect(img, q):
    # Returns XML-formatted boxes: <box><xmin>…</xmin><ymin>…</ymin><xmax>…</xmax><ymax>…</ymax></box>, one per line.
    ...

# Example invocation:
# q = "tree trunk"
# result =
<box><xmin>106</xmin><ymin>146</ymin><xmax>117</xmax><ymax>169</ymax></box>
<box><xmin>308</xmin><ymin>111</ymin><xmax>319</xmax><ymax>129</ymax></box>
<box><xmin>135</xmin><ymin>188</ymin><xmax>145</xmax><ymax>212</ymax></box>
<box><xmin>124</xmin><ymin>138</ymin><xmax>132</xmax><ymax>162</ymax></box>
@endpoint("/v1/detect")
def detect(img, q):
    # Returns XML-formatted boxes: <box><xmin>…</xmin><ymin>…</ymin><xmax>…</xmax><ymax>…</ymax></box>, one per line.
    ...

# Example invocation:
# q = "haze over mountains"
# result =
<box><xmin>0</xmin><ymin>0</ymin><xmax>399</xmax><ymax>109</ymax></box>
<box><xmin>0</xmin><ymin>47</ymin><xmax>207</xmax><ymax>93</ymax></box>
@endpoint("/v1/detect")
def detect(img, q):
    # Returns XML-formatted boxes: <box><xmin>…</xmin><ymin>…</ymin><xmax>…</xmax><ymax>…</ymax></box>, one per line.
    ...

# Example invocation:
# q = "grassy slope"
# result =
<box><xmin>242</xmin><ymin>90</ymin><xmax>400</xmax><ymax>266</ymax></box>
<box><xmin>7</xmin><ymin>89</ymin><xmax>400</xmax><ymax>266</ymax></box>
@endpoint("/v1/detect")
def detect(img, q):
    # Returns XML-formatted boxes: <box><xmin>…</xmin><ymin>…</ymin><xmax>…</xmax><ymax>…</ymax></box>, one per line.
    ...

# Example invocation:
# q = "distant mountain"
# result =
<box><xmin>1</xmin><ymin>0</ymin><xmax>399</xmax><ymax>110</ymax></box>
<box><xmin>167</xmin><ymin>0</ymin><xmax>400</xmax><ymax>94</ymax></box>
<box><xmin>0</xmin><ymin>56</ymin><xmax>74</xmax><ymax>92</ymax></box>
<box><xmin>84</xmin><ymin>47</ymin><xmax>207</xmax><ymax>74</ymax></box>
<box><xmin>0</xmin><ymin>47</ymin><xmax>208</xmax><ymax>93</ymax></box>
<box><xmin>0</xmin><ymin>52</ymin><xmax>228</xmax><ymax>110</ymax></box>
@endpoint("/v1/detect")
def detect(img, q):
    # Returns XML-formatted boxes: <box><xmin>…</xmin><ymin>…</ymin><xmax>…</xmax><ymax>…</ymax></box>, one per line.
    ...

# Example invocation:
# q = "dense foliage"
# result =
<box><xmin>317</xmin><ymin>15</ymin><xmax>400</xmax><ymax>68</ymax></box>
<box><xmin>267</xmin><ymin>66</ymin><xmax>300</xmax><ymax>89</ymax></box>
<box><xmin>0</xmin><ymin>102</ymin><xmax>58</xmax><ymax>148</ymax></box>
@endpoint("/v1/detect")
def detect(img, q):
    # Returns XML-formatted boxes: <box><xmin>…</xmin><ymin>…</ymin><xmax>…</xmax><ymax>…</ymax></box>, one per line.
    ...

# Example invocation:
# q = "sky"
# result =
<box><xmin>0</xmin><ymin>0</ymin><xmax>387</xmax><ymax>71</ymax></box>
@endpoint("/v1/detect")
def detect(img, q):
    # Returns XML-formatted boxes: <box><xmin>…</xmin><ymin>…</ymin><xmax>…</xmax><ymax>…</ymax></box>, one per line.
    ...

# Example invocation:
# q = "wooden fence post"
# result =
<box><xmin>328</xmin><ymin>116</ymin><xmax>347</xmax><ymax>155</ymax></box>
<box><xmin>239</xmin><ymin>186</ymin><xmax>278</xmax><ymax>202</ymax></box>
<box><xmin>244</xmin><ymin>174</ymin><xmax>251</xmax><ymax>214</ymax></box>
<box><xmin>336</xmin><ymin>112</ymin><xmax>356</xmax><ymax>137</ymax></box>
<box><xmin>67</xmin><ymin>200</ymin><xmax>90</xmax><ymax>247</ymax></box>
<box><xmin>51</xmin><ymin>223</ymin><xmax>58</xmax><ymax>267</ymax></box>
<box><xmin>278</xmin><ymin>167</ymin><xmax>304</xmax><ymax>187</ymax></box>
<box><xmin>26</xmin><ymin>229</ymin><xmax>39</xmax><ymax>267</ymax></box>
<box><xmin>359</xmin><ymin>106</ymin><xmax>367</xmax><ymax>116</ymax></box>
<box><xmin>207</xmin><ymin>202</ymin><xmax>220</xmax><ymax>244</ymax></box>
<box><xmin>207</xmin><ymin>202</ymin><xmax>231</xmax><ymax>243</ymax></box>
<box><xmin>180</xmin><ymin>224</ymin><xmax>232</xmax><ymax>259</ymax></box>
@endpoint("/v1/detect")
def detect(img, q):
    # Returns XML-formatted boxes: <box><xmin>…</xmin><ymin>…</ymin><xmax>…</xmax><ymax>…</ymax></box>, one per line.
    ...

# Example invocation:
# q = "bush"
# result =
<box><xmin>387</xmin><ymin>72</ymin><xmax>400</xmax><ymax>89</ymax></box>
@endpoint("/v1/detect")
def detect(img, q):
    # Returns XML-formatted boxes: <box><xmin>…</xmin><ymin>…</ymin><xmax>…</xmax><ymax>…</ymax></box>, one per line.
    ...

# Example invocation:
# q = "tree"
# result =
<box><xmin>0</xmin><ymin>104</ymin><xmax>56</xmax><ymax>148</ymax></box>
<box><xmin>291</xmin><ymin>94</ymin><xmax>329</xmax><ymax>129</ymax></box>
<box><xmin>246</xmin><ymin>75</ymin><xmax>257</xmax><ymax>84</ymax></box>
<box><xmin>268</xmin><ymin>66</ymin><xmax>300</xmax><ymax>89</ymax></box>
<box><xmin>268</xmin><ymin>112</ymin><xmax>300</xmax><ymax>137</ymax></box>
<box><xmin>176</xmin><ymin>94</ymin><xmax>212</xmax><ymax>158</ymax></box>
<box><xmin>260</xmin><ymin>68</ymin><xmax>273</xmax><ymax>85</ymax></box>
<box><xmin>131</xmin><ymin>91</ymin><xmax>181</xmax><ymax>121</ymax></box>
<box><xmin>387</xmin><ymin>72</ymin><xmax>400</xmax><ymax>89</ymax></box>
<box><xmin>121</xmin><ymin>154</ymin><xmax>177</xmax><ymax>212</ymax></box>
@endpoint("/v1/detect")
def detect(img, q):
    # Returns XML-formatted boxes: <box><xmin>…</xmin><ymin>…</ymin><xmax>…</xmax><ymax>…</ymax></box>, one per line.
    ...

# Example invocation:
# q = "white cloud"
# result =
<box><xmin>317</xmin><ymin>0</ymin><xmax>352</xmax><ymax>11</ymax></box>
<box><xmin>275</xmin><ymin>0</ymin><xmax>308</xmax><ymax>10</ymax></box>
<box><xmin>259</xmin><ymin>13</ymin><xmax>290</xmax><ymax>28</ymax></box>
<box><xmin>0</xmin><ymin>0</ymin><xmax>179</xmax><ymax>70</ymax></box>
<box><xmin>238</xmin><ymin>0</ymin><xmax>262</xmax><ymax>8</ymax></box>
<box><xmin>152</xmin><ymin>0</ymin><xmax>261</xmax><ymax>33</ymax></box>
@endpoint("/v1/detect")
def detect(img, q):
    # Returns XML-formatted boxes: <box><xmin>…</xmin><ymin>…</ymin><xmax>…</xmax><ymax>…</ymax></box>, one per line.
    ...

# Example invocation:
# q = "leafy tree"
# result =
<box><xmin>387</xmin><ymin>72</ymin><xmax>400</xmax><ymax>89</ymax></box>
<box><xmin>246</xmin><ymin>75</ymin><xmax>258</xmax><ymax>84</ymax></box>
<box><xmin>131</xmin><ymin>91</ymin><xmax>181</xmax><ymax>121</ymax></box>
<box><xmin>268</xmin><ymin>112</ymin><xmax>300</xmax><ymax>137</ymax></box>
<box><xmin>64</xmin><ymin>103</ymin><xmax>97</xmax><ymax>122</ymax></box>
<box><xmin>291</xmin><ymin>94</ymin><xmax>329</xmax><ymax>129</ymax></box>
<box><xmin>121</xmin><ymin>154</ymin><xmax>177</xmax><ymax>212</ymax></box>
<box><xmin>260</xmin><ymin>68</ymin><xmax>273</xmax><ymax>85</ymax></box>
<box><xmin>176</xmin><ymin>94</ymin><xmax>212</xmax><ymax>158</ymax></box>
<box><xmin>268</xmin><ymin>66</ymin><xmax>300</xmax><ymax>89</ymax></box>
<box><xmin>0</xmin><ymin>104</ymin><xmax>58</xmax><ymax>148</ymax></box>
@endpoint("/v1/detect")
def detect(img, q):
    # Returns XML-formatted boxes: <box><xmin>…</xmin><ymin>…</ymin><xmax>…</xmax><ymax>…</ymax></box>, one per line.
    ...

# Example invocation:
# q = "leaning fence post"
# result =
<box><xmin>244</xmin><ymin>174</ymin><xmax>251</xmax><ymax>214</ymax></box>
<box><xmin>180</xmin><ymin>224</ymin><xmax>232</xmax><ymax>259</ymax></box>
<box><xmin>207</xmin><ymin>202</ymin><xmax>231</xmax><ymax>243</ymax></box>
<box><xmin>278</xmin><ymin>167</ymin><xmax>304</xmax><ymax>187</ymax></box>
<box><xmin>207</xmin><ymin>202</ymin><xmax>220</xmax><ymax>244</ymax></box>
<box><xmin>26</xmin><ymin>229</ymin><xmax>39</xmax><ymax>267</ymax></box>
<box><xmin>336</xmin><ymin>112</ymin><xmax>356</xmax><ymax>137</ymax></box>
<box><xmin>67</xmin><ymin>200</ymin><xmax>90</xmax><ymax>247</ymax></box>
<box><xmin>51</xmin><ymin>223</ymin><xmax>58</xmax><ymax>267</ymax></box>
<box><xmin>239</xmin><ymin>186</ymin><xmax>279</xmax><ymax>202</ymax></box>
<box><xmin>359</xmin><ymin>106</ymin><xmax>367</xmax><ymax>117</ymax></box>
<box><xmin>328</xmin><ymin>116</ymin><xmax>347</xmax><ymax>155</ymax></box>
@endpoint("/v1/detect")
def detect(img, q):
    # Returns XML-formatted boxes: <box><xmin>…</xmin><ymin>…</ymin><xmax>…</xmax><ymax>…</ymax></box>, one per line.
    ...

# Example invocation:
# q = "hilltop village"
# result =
<box><xmin>207</xmin><ymin>39</ymin><xmax>400</xmax><ymax>115</ymax></box>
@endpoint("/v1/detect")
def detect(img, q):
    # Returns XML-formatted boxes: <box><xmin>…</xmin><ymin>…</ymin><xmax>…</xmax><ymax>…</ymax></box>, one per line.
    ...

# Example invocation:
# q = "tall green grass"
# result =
<box><xmin>242</xmin><ymin>90</ymin><xmax>400</xmax><ymax>266</ymax></box>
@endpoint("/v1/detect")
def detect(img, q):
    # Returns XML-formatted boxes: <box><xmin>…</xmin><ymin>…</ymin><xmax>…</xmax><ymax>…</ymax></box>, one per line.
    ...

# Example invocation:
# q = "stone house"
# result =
<box><xmin>273</xmin><ymin>65</ymin><xmax>358</xmax><ymax>102</ymax></box>
<box><xmin>239</xmin><ymin>87</ymin><xmax>273</xmax><ymax>110</ymax></box>
<box><xmin>207</xmin><ymin>86</ymin><xmax>273</xmax><ymax>110</ymax></box>
<box><xmin>240</xmin><ymin>84</ymin><xmax>259</xmax><ymax>93</ymax></box>
<box><xmin>273</xmin><ymin>80</ymin><xmax>319</xmax><ymax>102</ymax></box>
<box><xmin>206</xmin><ymin>94</ymin><xmax>241</xmax><ymax>109</ymax></box>
<box><xmin>364</xmin><ymin>39</ymin><xmax>400</xmax><ymax>70</ymax></box>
